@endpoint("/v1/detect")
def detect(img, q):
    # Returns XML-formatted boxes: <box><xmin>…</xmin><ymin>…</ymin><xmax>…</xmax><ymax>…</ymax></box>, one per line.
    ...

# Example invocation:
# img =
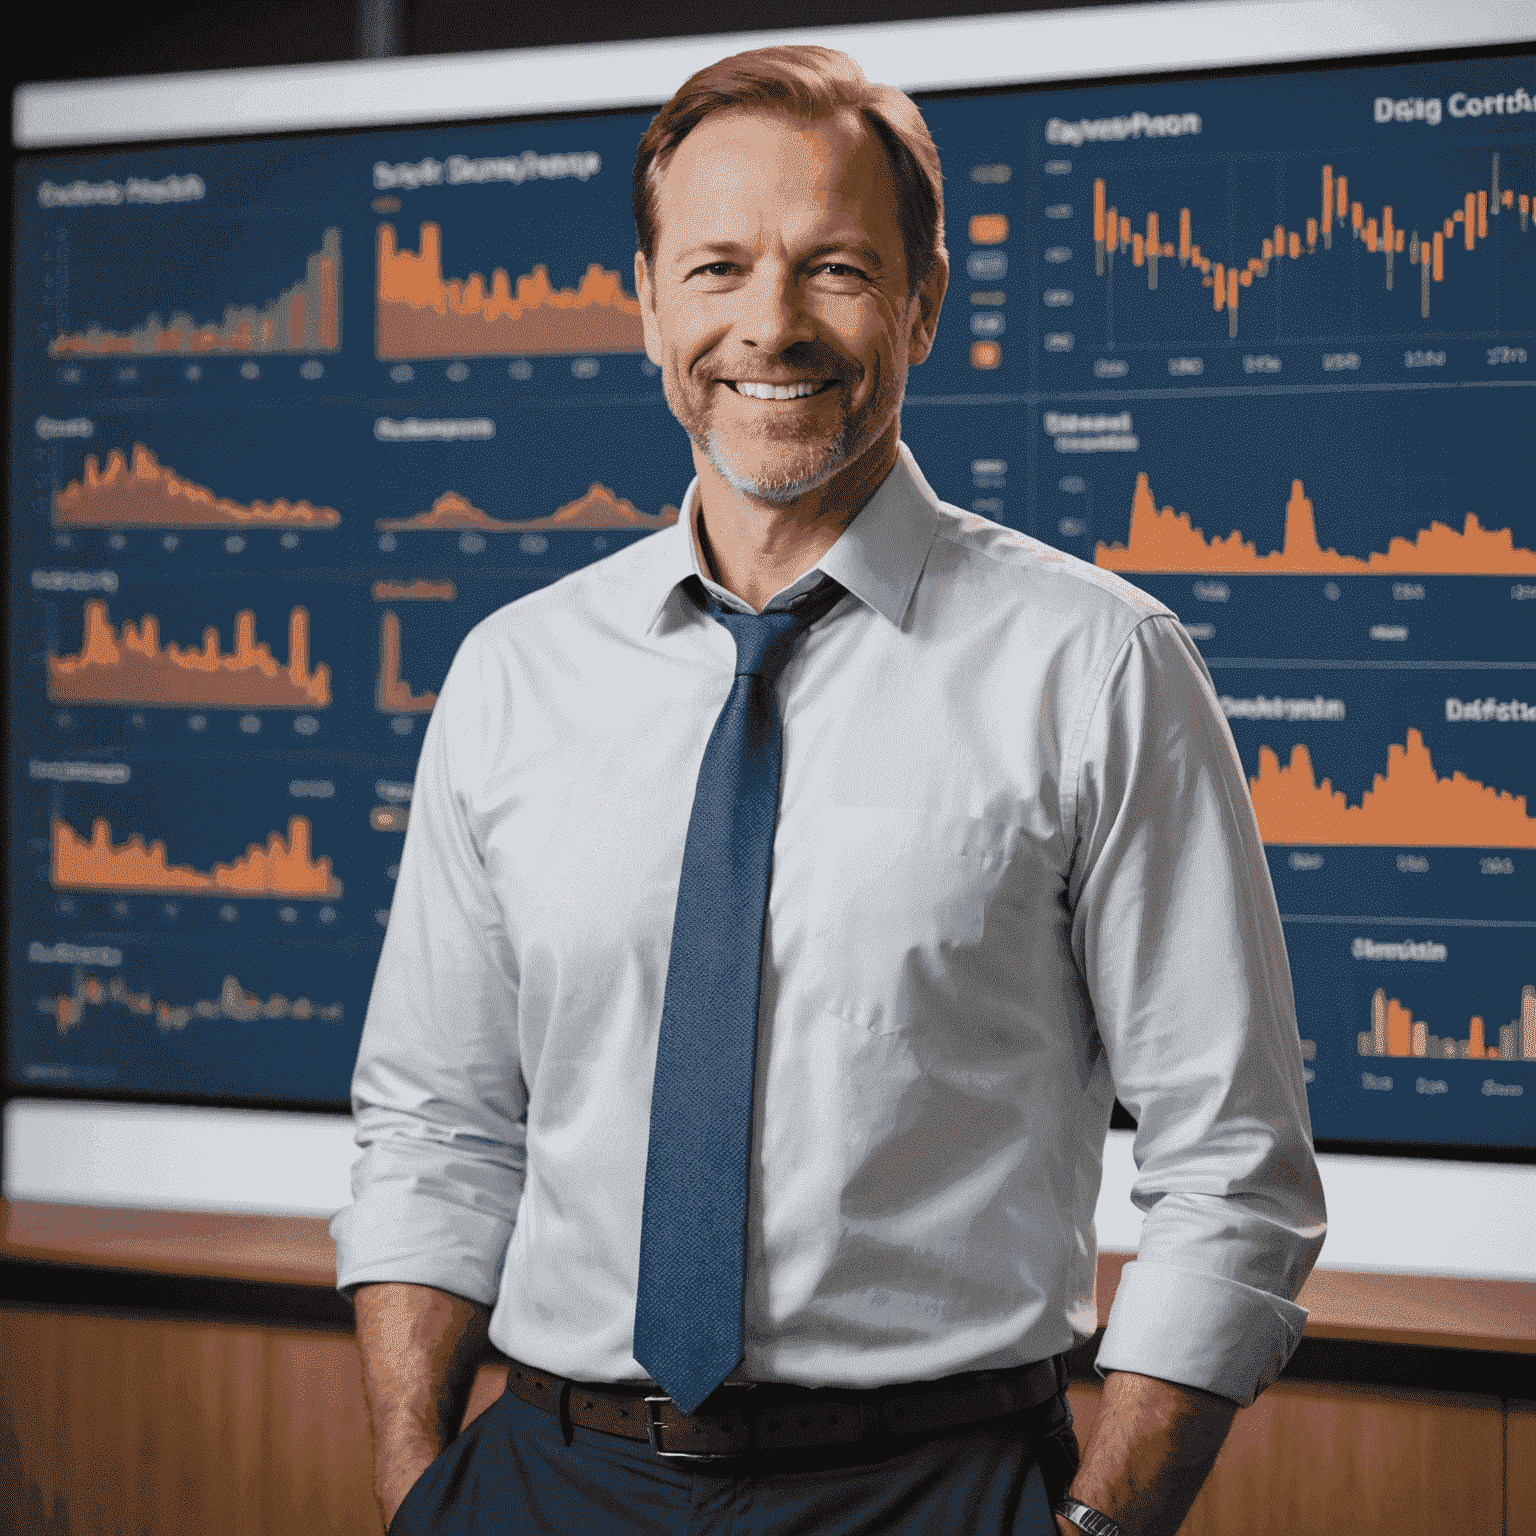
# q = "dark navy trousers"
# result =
<box><xmin>389</xmin><ymin>1385</ymin><xmax>1073</xmax><ymax>1536</ymax></box>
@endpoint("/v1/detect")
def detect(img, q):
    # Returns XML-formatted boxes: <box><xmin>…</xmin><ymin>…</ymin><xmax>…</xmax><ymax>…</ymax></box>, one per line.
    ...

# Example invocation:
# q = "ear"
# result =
<box><xmin>636</xmin><ymin>250</ymin><xmax>664</xmax><ymax>367</ymax></box>
<box><xmin>906</xmin><ymin>250</ymin><xmax>949</xmax><ymax>366</ymax></box>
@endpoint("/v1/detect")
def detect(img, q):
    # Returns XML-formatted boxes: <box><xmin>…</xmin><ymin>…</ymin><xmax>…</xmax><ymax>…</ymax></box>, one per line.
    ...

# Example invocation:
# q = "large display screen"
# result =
<box><xmin>8</xmin><ymin>47</ymin><xmax>1534</xmax><ymax>1155</ymax></box>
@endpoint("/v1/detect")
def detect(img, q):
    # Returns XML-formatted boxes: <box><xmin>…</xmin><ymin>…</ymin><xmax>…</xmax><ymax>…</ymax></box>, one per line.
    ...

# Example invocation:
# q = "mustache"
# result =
<box><xmin>699</xmin><ymin>349</ymin><xmax>858</xmax><ymax>386</ymax></box>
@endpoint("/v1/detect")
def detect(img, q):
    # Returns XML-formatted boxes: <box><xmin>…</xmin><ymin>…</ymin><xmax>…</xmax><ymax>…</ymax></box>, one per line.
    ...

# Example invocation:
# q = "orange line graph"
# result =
<box><xmin>1093</xmin><ymin>153</ymin><xmax>1530</xmax><ymax>336</ymax></box>
<box><xmin>55</xmin><ymin>445</ymin><xmax>340</xmax><ymax>530</ymax></box>
<box><xmin>376</xmin><ymin>611</ymin><xmax>436</xmax><ymax>714</ymax></box>
<box><xmin>1249</xmin><ymin>729</ymin><xmax>1535</xmax><ymax>847</ymax></box>
<box><xmin>1094</xmin><ymin>472</ymin><xmax>1536</xmax><ymax>575</ymax></box>
<box><xmin>376</xmin><ymin>223</ymin><xmax>644</xmax><ymax>358</ymax></box>
<box><xmin>1358</xmin><ymin>984</ymin><xmax>1535</xmax><ymax>1062</ymax></box>
<box><xmin>49</xmin><ymin>600</ymin><xmax>331</xmax><ymax>709</ymax></box>
<box><xmin>52</xmin><ymin>229</ymin><xmax>340</xmax><ymax>357</ymax></box>
<box><xmin>47</xmin><ymin>971</ymin><xmax>344</xmax><ymax>1036</ymax></box>
<box><xmin>376</xmin><ymin>483</ymin><xmax>680</xmax><ymax>532</ymax></box>
<box><xmin>52</xmin><ymin>816</ymin><xmax>342</xmax><ymax>898</ymax></box>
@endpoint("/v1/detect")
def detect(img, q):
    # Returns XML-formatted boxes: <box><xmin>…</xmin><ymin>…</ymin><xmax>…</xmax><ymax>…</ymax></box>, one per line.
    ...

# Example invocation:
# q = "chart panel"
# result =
<box><xmin>1290</xmin><ymin>921</ymin><xmax>1534</xmax><ymax>1150</ymax></box>
<box><xmin>9</xmin><ymin>935</ymin><xmax>375</xmax><ymax>1104</ymax></box>
<box><xmin>366</xmin><ymin>397</ymin><xmax>692</xmax><ymax>573</ymax></box>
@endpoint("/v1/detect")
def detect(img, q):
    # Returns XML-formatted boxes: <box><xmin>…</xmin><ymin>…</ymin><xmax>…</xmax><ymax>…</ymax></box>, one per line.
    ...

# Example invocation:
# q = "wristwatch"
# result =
<box><xmin>1055</xmin><ymin>1497</ymin><xmax>1124</xmax><ymax>1536</ymax></box>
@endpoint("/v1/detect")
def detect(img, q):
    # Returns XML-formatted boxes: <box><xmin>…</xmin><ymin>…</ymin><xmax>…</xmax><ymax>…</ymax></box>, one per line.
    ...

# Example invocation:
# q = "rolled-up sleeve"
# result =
<box><xmin>1069</xmin><ymin>615</ymin><xmax>1326</xmax><ymax>1406</ymax></box>
<box><xmin>330</xmin><ymin>641</ymin><xmax>526</xmax><ymax>1304</ymax></box>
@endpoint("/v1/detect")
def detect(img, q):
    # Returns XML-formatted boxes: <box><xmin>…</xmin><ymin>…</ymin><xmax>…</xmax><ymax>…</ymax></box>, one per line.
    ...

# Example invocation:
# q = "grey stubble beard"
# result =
<box><xmin>690</xmin><ymin>419</ymin><xmax>855</xmax><ymax>505</ymax></box>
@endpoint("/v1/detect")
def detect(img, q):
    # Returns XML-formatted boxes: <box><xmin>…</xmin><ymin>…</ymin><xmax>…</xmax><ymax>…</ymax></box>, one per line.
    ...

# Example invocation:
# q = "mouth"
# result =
<box><xmin>725</xmin><ymin>379</ymin><xmax>837</xmax><ymax>401</ymax></box>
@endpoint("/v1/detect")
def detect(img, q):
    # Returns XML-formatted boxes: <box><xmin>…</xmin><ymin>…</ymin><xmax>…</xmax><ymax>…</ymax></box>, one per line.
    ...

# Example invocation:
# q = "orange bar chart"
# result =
<box><xmin>1359</xmin><ymin>984</ymin><xmax>1536</xmax><ymax>1061</ymax></box>
<box><xmin>376</xmin><ymin>223</ymin><xmax>643</xmax><ymax>358</ymax></box>
<box><xmin>376</xmin><ymin>611</ymin><xmax>437</xmax><ymax>714</ymax></box>
<box><xmin>49</xmin><ymin>601</ymin><xmax>331</xmax><ymax>709</ymax></box>
<box><xmin>51</xmin><ymin>229</ymin><xmax>340</xmax><ymax>357</ymax></box>
<box><xmin>51</xmin><ymin>815</ymin><xmax>342</xmax><ymax>898</ymax></box>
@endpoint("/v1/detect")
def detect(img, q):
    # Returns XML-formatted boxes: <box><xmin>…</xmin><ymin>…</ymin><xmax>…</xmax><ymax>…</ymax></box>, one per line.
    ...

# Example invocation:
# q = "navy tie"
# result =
<box><xmin>634</xmin><ymin>574</ymin><xmax>847</xmax><ymax>1415</ymax></box>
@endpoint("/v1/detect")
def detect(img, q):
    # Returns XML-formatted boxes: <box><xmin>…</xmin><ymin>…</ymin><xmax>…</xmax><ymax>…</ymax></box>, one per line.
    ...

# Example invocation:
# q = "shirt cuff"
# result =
<box><xmin>1094</xmin><ymin>1259</ymin><xmax>1308</xmax><ymax>1407</ymax></box>
<box><xmin>330</xmin><ymin>1187</ymin><xmax>513</xmax><ymax>1306</ymax></box>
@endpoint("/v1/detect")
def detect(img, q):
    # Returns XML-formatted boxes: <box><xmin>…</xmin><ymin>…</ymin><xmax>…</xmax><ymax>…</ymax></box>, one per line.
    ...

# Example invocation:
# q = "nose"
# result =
<box><xmin>737</xmin><ymin>263</ymin><xmax>815</xmax><ymax>355</ymax></box>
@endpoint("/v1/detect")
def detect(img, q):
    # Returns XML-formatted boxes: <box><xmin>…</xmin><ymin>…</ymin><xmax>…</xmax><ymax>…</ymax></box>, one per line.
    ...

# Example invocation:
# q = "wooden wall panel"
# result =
<box><xmin>1063</xmin><ymin>1378</ymin><xmax>1505</xmax><ymax>1536</ymax></box>
<box><xmin>0</xmin><ymin>1306</ymin><xmax>384</xmax><ymax>1536</ymax></box>
<box><xmin>1184</xmin><ymin>1381</ymin><xmax>1503</xmax><ymax>1536</ymax></box>
<box><xmin>1</xmin><ymin>1303</ymin><xmax>1518</xmax><ymax>1536</ymax></box>
<box><xmin>1510</xmin><ymin>1399</ymin><xmax>1536</xmax><ymax>1536</ymax></box>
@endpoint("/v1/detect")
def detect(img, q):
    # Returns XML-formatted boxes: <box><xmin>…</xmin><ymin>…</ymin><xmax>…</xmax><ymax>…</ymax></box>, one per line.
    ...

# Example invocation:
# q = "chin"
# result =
<box><xmin>702</xmin><ymin>434</ymin><xmax>852</xmax><ymax>505</ymax></box>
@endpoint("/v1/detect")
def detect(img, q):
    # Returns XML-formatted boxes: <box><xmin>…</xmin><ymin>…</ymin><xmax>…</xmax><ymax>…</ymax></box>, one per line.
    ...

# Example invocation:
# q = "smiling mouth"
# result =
<box><xmin>727</xmin><ymin>380</ymin><xmax>836</xmax><ymax>400</ymax></box>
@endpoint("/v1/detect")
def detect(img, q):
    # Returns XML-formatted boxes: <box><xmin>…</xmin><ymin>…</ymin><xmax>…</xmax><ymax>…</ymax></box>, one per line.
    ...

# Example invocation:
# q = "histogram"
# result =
<box><xmin>376</xmin><ymin>224</ymin><xmax>643</xmax><ymax>358</ymax></box>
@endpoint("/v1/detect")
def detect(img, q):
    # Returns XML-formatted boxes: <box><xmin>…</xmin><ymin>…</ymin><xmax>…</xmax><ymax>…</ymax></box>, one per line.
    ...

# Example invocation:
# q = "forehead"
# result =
<box><xmin>651</xmin><ymin>107</ymin><xmax>903</xmax><ymax>256</ymax></box>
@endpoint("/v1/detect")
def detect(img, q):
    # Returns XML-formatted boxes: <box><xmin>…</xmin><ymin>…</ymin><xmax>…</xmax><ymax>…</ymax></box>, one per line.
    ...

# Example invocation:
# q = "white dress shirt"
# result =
<box><xmin>332</xmin><ymin>443</ymin><xmax>1326</xmax><ymax>1408</ymax></box>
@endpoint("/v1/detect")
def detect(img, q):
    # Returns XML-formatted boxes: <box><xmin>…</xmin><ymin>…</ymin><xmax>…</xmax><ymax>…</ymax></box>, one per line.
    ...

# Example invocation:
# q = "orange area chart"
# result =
<box><xmin>1359</xmin><ymin>984</ymin><xmax>1536</xmax><ymax>1062</ymax></box>
<box><xmin>1249</xmin><ymin>729</ymin><xmax>1536</xmax><ymax>847</ymax></box>
<box><xmin>1095</xmin><ymin>473</ymin><xmax>1536</xmax><ymax>575</ymax></box>
<box><xmin>376</xmin><ymin>482</ymin><xmax>679</xmax><ymax>532</ymax></box>
<box><xmin>48</xmin><ymin>972</ymin><xmax>344</xmax><ymax>1036</ymax></box>
<box><xmin>1092</xmin><ymin>152</ymin><xmax>1530</xmax><ymax>337</ymax></box>
<box><xmin>377</xmin><ymin>611</ymin><xmax>436</xmax><ymax>714</ymax></box>
<box><xmin>376</xmin><ymin>223</ymin><xmax>644</xmax><ymax>358</ymax></box>
<box><xmin>52</xmin><ymin>816</ymin><xmax>342</xmax><ymax>898</ymax></box>
<box><xmin>51</xmin><ymin>229</ymin><xmax>340</xmax><ymax>357</ymax></box>
<box><xmin>55</xmin><ymin>445</ymin><xmax>340</xmax><ymax>529</ymax></box>
<box><xmin>49</xmin><ymin>601</ymin><xmax>330</xmax><ymax>709</ymax></box>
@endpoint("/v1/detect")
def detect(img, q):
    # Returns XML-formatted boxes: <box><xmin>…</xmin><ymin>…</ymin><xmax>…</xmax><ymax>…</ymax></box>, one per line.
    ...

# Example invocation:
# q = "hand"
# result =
<box><xmin>378</xmin><ymin>1443</ymin><xmax>439</xmax><ymax>1532</ymax></box>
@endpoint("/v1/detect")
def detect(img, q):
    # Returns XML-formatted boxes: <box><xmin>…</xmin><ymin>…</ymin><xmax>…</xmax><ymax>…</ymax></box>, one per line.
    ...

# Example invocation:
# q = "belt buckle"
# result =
<box><xmin>643</xmin><ymin>1394</ymin><xmax>749</xmax><ymax>1465</ymax></box>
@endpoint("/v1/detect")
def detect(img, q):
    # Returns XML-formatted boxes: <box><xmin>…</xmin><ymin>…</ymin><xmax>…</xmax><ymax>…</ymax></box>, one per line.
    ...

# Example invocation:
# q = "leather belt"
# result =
<box><xmin>505</xmin><ymin>1354</ymin><xmax>1067</xmax><ymax>1467</ymax></box>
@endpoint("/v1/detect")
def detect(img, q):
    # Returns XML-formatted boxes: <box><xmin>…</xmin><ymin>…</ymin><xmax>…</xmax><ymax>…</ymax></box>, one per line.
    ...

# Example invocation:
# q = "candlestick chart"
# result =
<box><xmin>1088</xmin><ymin>153</ymin><xmax>1531</xmax><ymax>341</ymax></box>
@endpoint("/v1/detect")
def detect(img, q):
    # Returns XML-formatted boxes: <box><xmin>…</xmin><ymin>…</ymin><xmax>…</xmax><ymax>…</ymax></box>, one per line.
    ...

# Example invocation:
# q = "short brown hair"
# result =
<box><xmin>632</xmin><ymin>45</ymin><xmax>946</xmax><ymax>295</ymax></box>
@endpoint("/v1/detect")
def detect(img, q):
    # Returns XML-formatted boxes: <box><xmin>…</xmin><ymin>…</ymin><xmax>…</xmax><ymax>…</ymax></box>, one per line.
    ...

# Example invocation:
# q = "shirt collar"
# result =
<box><xmin>633</xmin><ymin>441</ymin><xmax>940</xmax><ymax>635</ymax></box>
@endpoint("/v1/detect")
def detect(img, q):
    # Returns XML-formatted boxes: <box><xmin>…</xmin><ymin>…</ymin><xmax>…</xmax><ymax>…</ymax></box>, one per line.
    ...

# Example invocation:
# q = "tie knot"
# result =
<box><xmin>708</xmin><ymin>578</ymin><xmax>846</xmax><ymax>684</ymax></box>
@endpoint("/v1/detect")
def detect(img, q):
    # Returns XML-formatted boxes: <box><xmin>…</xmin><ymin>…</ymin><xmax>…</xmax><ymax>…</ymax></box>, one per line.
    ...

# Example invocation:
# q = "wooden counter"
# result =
<box><xmin>5</xmin><ymin>1198</ymin><xmax>1533</xmax><ymax>1355</ymax></box>
<box><xmin>4</xmin><ymin>1198</ymin><xmax>1534</xmax><ymax>1535</ymax></box>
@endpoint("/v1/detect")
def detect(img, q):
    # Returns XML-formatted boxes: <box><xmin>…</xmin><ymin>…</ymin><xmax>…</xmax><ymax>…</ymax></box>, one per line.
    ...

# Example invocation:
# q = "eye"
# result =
<box><xmin>812</xmin><ymin>261</ymin><xmax>870</xmax><ymax>286</ymax></box>
<box><xmin>690</xmin><ymin>261</ymin><xmax>738</xmax><ymax>279</ymax></box>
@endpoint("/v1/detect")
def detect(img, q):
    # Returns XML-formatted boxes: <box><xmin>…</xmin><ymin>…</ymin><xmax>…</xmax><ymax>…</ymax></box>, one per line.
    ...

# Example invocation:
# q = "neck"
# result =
<box><xmin>690</xmin><ymin>422</ymin><xmax>899</xmax><ymax>611</ymax></box>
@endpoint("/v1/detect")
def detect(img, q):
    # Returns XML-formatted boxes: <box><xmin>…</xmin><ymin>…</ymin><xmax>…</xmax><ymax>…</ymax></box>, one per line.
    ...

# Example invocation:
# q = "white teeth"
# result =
<box><xmin>735</xmin><ymin>380</ymin><xmax>821</xmax><ymax>400</ymax></box>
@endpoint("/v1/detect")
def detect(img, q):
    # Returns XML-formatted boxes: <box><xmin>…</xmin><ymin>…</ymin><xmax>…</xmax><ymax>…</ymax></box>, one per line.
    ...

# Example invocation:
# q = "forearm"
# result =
<box><xmin>1056</xmin><ymin>1370</ymin><xmax>1237</xmax><ymax>1536</ymax></box>
<box><xmin>354</xmin><ymin>1281</ymin><xmax>493</xmax><ymax>1529</ymax></box>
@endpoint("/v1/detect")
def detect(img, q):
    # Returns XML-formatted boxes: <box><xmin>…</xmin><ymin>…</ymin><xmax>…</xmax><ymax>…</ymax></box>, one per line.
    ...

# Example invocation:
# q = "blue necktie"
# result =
<box><xmin>634</xmin><ymin>575</ymin><xmax>847</xmax><ymax>1415</ymax></box>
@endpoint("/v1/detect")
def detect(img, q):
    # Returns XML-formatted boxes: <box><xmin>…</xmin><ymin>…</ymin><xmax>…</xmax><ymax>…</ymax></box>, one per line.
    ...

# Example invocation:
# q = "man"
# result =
<box><xmin>333</xmin><ymin>45</ymin><xmax>1325</xmax><ymax>1536</ymax></box>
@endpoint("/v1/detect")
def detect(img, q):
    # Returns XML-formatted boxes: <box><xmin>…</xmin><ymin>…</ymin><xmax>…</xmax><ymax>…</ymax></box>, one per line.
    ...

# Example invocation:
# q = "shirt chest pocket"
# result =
<box><xmin>789</xmin><ymin>808</ymin><xmax>1025</xmax><ymax>1035</ymax></box>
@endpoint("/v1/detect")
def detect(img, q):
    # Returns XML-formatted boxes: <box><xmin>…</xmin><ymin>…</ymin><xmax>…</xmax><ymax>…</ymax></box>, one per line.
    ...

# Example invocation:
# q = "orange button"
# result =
<box><xmin>970</xmin><ymin>340</ymin><xmax>1002</xmax><ymax>370</ymax></box>
<box><xmin>969</xmin><ymin>214</ymin><xmax>1009</xmax><ymax>245</ymax></box>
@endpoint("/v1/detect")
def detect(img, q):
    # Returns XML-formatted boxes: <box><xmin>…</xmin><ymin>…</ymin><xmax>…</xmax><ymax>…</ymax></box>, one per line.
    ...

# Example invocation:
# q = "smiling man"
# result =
<box><xmin>334</xmin><ymin>46</ymin><xmax>1324</xmax><ymax>1536</ymax></box>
